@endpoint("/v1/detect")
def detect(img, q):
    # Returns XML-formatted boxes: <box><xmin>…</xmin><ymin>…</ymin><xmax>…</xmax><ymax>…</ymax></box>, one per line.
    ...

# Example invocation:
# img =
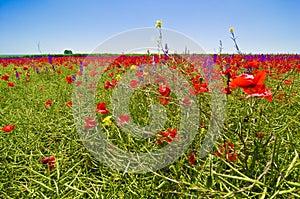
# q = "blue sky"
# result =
<box><xmin>0</xmin><ymin>0</ymin><xmax>300</xmax><ymax>54</ymax></box>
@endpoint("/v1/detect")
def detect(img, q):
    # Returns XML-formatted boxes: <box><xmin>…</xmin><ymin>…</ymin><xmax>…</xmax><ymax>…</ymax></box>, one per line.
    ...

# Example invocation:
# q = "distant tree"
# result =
<box><xmin>64</xmin><ymin>49</ymin><xmax>73</xmax><ymax>55</ymax></box>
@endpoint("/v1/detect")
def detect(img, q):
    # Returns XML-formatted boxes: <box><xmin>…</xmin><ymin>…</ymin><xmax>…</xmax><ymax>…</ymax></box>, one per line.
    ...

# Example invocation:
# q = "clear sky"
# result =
<box><xmin>0</xmin><ymin>0</ymin><xmax>300</xmax><ymax>55</ymax></box>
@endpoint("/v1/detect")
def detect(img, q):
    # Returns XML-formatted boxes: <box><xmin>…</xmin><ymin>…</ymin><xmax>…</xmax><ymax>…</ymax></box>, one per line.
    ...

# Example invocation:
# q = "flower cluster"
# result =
<box><xmin>40</xmin><ymin>156</ymin><xmax>56</xmax><ymax>172</ymax></box>
<box><xmin>156</xmin><ymin>128</ymin><xmax>180</xmax><ymax>144</ymax></box>
<box><xmin>215</xmin><ymin>142</ymin><xmax>238</xmax><ymax>162</ymax></box>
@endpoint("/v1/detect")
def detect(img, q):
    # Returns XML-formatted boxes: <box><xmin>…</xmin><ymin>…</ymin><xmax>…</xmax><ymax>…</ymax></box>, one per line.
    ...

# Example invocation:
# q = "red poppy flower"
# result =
<box><xmin>230</xmin><ymin>73</ymin><xmax>254</xmax><ymax>89</ymax></box>
<box><xmin>160</xmin><ymin>131</ymin><xmax>169</xmax><ymax>137</ymax></box>
<box><xmin>57</xmin><ymin>69</ymin><xmax>62</xmax><ymax>74</ymax></box>
<box><xmin>1</xmin><ymin>75</ymin><xmax>9</xmax><ymax>81</ymax></box>
<box><xmin>158</xmin><ymin>128</ymin><xmax>180</xmax><ymax>143</ymax></box>
<box><xmin>283</xmin><ymin>80</ymin><xmax>291</xmax><ymax>85</ymax></box>
<box><xmin>118</xmin><ymin>115</ymin><xmax>130</xmax><ymax>125</ymax></box>
<box><xmin>1</xmin><ymin>125</ymin><xmax>15</xmax><ymax>132</ymax></box>
<box><xmin>129</xmin><ymin>80</ymin><xmax>138</xmax><ymax>87</ymax></box>
<box><xmin>45</xmin><ymin>100</ymin><xmax>52</xmax><ymax>108</ymax></box>
<box><xmin>156</xmin><ymin>139</ymin><xmax>162</xmax><ymax>145</ymax></box>
<box><xmin>193</xmin><ymin>82</ymin><xmax>209</xmax><ymax>93</ymax></box>
<box><xmin>215</xmin><ymin>142</ymin><xmax>238</xmax><ymax>162</ymax></box>
<box><xmin>84</xmin><ymin>117</ymin><xmax>97</xmax><ymax>129</ymax></box>
<box><xmin>189</xmin><ymin>153</ymin><xmax>195</xmax><ymax>164</ymax></box>
<box><xmin>158</xmin><ymin>84</ymin><xmax>170</xmax><ymax>97</ymax></box>
<box><xmin>162</xmin><ymin>137</ymin><xmax>173</xmax><ymax>143</ymax></box>
<box><xmin>95</xmin><ymin>102</ymin><xmax>109</xmax><ymax>114</ymax></box>
<box><xmin>247</xmin><ymin>90</ymin><xmax>273</xmax><ymax>102</ymax></box>
<box><xmin>168</xmin><ymin>128</ymin><xmax>178</xmax><ymax>138</ymax></box>
<box><xmin>248</xmin><ymin>60</ymin><xmax>260</xmax><ymax>68</ymax></box>
<box><xmin>66</xmin><ymin>101</ymin><xmax>72</xmax><ymax>107</ymax></box>
<box><xmin>65</xmin><ymin>76</ymin><xmax>72</xmax><ymax>84</ymax></box>
<box><xmin>244</xmin><ymin>84</ymin><xmax>273</xmax><ymax>102</ymax></box>
<box><xmin>7</xmin><ymin>82</ymin><xmax>15</xmax><ymax>87</ymax></box>
<box><xmin>158</xmin><ymin>97</ymin><xmax>170</xmax><ymax>105</ymax></box>
<box><xmin>107</xmin><ymin>72</ymin><xmax>114</xmax><ymax>77</ymax></box>
<box><xmin>41</xmin><ymin>156</ymin><xmax>56</xmax><ymax>172</ymax></box>
<box><xmin>230</xmin><ymin>70</ymin><xmax>272</xmax><ymax>101</ymax></box>
<box><xmin>228</xmin><ymin>153</ymin><xmax>238</xmax><ymax>162</ymax></box>
<box><xmin>180</xmin><ymin>98</ymin><xmax>191</xmax><ymax>106</ymax></box>
<box><xmin>104</xmin><ymin>81</ymin><xmax>115</xmax><ymax>90</ymax></box>
<box><xmin>230</xmin><ymin>70</ymin><xmax>266</xmax><ymax>89</ymax></box>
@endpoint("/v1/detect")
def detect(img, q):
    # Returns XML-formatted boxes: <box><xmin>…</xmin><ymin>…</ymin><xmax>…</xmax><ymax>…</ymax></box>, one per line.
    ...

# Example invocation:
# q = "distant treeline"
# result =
<box><xmin>0</xmin><ymin>53</ymin><xmax>120</xmax><ymax>58</ymax></box>
<box><xmin>0</xmin><ymin>53</ymin><xmax>298</xmax><ymax>58</ymax></box>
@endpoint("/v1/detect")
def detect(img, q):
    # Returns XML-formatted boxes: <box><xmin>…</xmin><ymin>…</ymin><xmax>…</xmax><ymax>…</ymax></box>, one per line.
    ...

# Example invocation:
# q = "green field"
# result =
<box><xmin>0</xmin><ymin>54</ymin><xmax>299</xmax><ymax>198</ymax></box>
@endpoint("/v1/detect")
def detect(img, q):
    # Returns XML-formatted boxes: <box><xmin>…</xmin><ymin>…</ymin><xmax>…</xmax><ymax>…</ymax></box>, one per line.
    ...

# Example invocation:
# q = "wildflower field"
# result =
<box><xmin>0</xmin><ymin>20</ymin><xmax>299</xmax><ymax>199</ymax></box>
<box><xmin>0</xmin><ymin>50</ymin><xmax>299</xmax><ymax>198</ymax></box>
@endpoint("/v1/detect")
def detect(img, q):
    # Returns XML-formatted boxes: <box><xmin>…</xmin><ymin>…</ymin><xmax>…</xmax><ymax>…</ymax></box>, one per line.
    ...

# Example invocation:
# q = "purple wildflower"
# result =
<box><xmin>80</xmin><ymin>61</ymin><xmax>83</xmax><ymax>72</ymax></box>
<box><xmin>48</xmin><ymin>54</ymin><xmax>52</xmax><ymax>64</ymax></box>
<box><xmin>15</xmin><ymin>71</ymin><xmax>20</xmax><ymax>80</ymax></box>
<box><xmin>71</xmin><ymin>74</ymin><xmax>76</xmax><ymax>82</ymax></box>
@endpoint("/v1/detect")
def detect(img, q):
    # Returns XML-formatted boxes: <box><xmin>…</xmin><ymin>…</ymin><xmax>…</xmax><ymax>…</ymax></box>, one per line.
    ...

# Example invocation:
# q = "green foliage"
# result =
<box><xmin>64</xmin><ymin>49</ymin><xmax>73</xmax><ymax>55</ymax></box>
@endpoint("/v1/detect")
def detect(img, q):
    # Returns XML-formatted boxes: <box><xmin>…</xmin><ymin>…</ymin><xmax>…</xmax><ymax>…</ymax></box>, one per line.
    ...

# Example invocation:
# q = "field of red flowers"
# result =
<box><xmin>0</xmin><ymin>53</ymin><xmax>299</xmax><ymax>198</ymax></box>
